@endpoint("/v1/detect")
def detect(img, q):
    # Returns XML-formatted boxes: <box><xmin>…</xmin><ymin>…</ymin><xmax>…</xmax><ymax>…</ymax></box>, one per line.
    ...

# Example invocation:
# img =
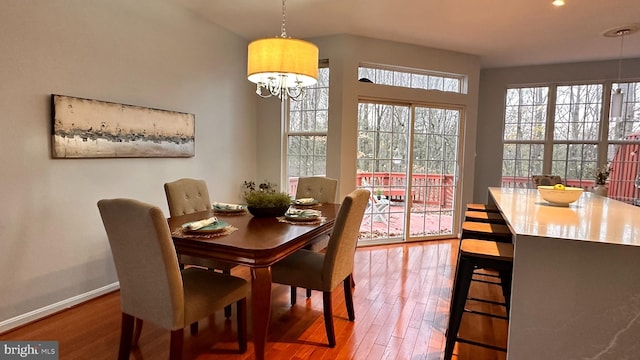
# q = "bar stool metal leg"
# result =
<box><xmin>445</xmin><ymin>240</ymin><xmax>513</xmax><ymax>360</ymax></box>
<box><xmin>445</xmin><ymin>254</ymin><xmax>475</xmax><ymax>360</ymax></box>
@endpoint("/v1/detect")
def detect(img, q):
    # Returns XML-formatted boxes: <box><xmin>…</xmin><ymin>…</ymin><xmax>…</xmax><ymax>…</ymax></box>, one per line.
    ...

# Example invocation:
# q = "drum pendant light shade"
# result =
<box><xmin>247</xmin><ymin>37</ymin><xmax>318</xmax><ymax>88</ymax></box>
<box><xmin>611</xmin><ymin>88</ymin><xmax>623</xmax><ymax>118</ymax></box>
<box><xmin>246</xmin><ymin>0</ymin><xmax>319</xmax><ymax>100</ymax></box>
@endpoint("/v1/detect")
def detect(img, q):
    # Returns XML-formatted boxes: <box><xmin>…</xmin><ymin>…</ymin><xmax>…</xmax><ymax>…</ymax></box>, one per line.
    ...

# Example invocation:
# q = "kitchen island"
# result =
<box><xmin>488</xmin><ymin>187</ymin><xmax>640</xmax><ymax>360</ymax></box>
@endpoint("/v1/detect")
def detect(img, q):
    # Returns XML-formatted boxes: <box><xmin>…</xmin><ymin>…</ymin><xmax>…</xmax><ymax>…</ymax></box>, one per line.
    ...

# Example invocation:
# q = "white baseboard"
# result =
<box><xmin>0</xmin><ymin>282</ymin><xmax>120</xmax><ymax>334</ymax></box>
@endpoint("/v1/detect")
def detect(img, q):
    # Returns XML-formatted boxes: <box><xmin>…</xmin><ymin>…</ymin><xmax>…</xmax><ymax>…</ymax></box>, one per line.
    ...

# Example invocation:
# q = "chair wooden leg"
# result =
<box><xmin>344</xmin><ymin>275</ymin><xmax>355</xmax><ymax>321</ymax></box>
<box><xmin>118</xmin><ymin>313</ymin><xmax>135</xmax><ymax>360</ymax></box>
<box><xmin>306</xmin><ymin>289</ymin><xmax>312</xmax><ymax>298</ymax></box>
<box><xmin>291</xmin><ymin>286</ymin><xmax>297</xmax><ymax>305</ymax></box>
<box><xmin>189</xmin><ymin>322</ymin><xmax>198</xmax><ymax>336</ymax></box>
<box><xmin>132</xmin><ymin>318</ymin><xmax>143</xmax><ymax>348</ymax></box>
<box><xmin>322</xmin><ymin>291</ymin><xmax>336</xmax><ymax>347</ymax></box>
<box><xmin>169</xmin><ymin>328</ymin><xmax>184</xmax><ymax>360</ymax></box>
<box><xmin>223</xmin><ymin>269</ymin><xmax>232</xmax><ymax>318</ymax></box>
<box><xmin>237</xmin><ymin>298</ymin><xmax>248</xmax><ymax>353</ymax></box>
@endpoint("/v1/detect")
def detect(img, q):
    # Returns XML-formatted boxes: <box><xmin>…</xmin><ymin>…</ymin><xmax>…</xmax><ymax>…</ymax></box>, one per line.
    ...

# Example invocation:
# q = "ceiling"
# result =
<box><xmin>174</xmin><ymin>0</ymin><xmax>640</xmax><ymax>68</ymax></box>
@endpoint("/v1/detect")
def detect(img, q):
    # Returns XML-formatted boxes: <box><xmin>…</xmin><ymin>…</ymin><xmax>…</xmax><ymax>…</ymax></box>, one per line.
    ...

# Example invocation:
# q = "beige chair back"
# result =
<box><xmin>164</xmin><ymin>178</ymin><xmax>211</xmax><ymax>216</ymax></box>
<box><xmin>532</xmin><ymin>175</ymin><xmax>563</xmax><ymax>187</ymax></box>
<box><xmin>296</xmin><ymin>176</ymin><xmax>338</xmax><ymax>203</ymax></box>
<box><xmin>164</xmin><ymin>178</ymin><xmax>234</xmax><ymax>271</ymax></box>
<box><xmin>322</xmin><ymin>189</ymin><xmax>370</xmax><ymax>289</ymax></box>
<box><xmin>98</xmin><ymin>198</ymin><xmax>184</xmax><ymax>330</ymax></box>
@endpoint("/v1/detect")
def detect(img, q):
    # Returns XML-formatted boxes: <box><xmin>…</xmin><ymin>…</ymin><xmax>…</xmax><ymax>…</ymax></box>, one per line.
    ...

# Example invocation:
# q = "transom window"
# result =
<box><xmin>358</xmin><ymin>63</ymin><xmax>465</xmax><ymax>94</ymax></box>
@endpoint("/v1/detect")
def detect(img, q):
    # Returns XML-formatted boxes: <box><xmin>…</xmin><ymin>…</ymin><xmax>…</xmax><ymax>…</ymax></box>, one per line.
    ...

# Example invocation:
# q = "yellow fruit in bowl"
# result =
<box><xmin>538</xmin><ymin>185</ymin><xmax>583</xmax><ymax>206</ymax></box>
<box><xmin>553</xmin><ymin>184</ymin><xmax>565</xmax><ymax>190</ymax></box>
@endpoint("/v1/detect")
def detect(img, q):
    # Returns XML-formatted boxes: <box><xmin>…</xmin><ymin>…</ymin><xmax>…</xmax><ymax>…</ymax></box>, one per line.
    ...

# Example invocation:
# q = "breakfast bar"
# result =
<box><xmin>488</xmin><ymin>187</ymin><xmax>640</xmax><ymax>359</ymax></box>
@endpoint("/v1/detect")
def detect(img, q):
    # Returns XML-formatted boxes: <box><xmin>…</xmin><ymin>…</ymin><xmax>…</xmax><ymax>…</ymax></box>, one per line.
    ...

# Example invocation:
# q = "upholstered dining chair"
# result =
<box><xmin>97</xmin><ymin>198</ymin><xmax>249</xmax><ymax>360</ymax></box>
<box><xmin>164</xmin><ymin>178</ymin><xmax>236</xmax><ymax>319</ymax></box>
<box><xmin>532</xmin><ymin>175</ymin><xmax>563</xmax><ymax>187</ymax></box>
<box><xmin>295</xmin><ymin>176</ymin><xmax>338</xmax><ymax>203</ymax></box>
<box><xmin>295</xmin><ymin>176</ymin><xmax>339</xmax><ymax>253</ymax></box>
<box><xmin>271</xmin><ymin>188</ymin><xmax>370</xmax><ymax>347</ymax></box>
<box><xmin>163</xmin><ymin>178</ymin><xmax>227</xmax><ymax>270</ymax></box>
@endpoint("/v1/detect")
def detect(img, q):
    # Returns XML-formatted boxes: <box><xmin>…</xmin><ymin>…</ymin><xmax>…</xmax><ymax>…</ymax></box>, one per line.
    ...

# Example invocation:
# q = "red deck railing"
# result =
<box><xmin>289</xmin><ymin>166</ymin><xmax>639</xmax><ymax>207</ymax></box>
<box><xmin>355</xmin><ymin>172</ymin><xmax>456</xmax><ymax>207</ymax></box>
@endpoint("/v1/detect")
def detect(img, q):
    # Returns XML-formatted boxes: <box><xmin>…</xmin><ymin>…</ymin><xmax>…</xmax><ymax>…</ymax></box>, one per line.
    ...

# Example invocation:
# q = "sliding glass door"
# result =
<box><xmin>357</xmin><ymin>101</ymin><xmax>462</xmax><ymax>244</ymax></box>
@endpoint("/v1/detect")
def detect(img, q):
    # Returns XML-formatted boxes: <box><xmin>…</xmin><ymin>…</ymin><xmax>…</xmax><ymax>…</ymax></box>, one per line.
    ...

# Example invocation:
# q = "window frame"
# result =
<box><xmin>282</xmin><ymin>60</ymin><xmax>330</xmax><ymax>196</ymax></box>
<box><xmin>501</xmin><ymin>80</ymin><xmax>640</xmax><ymax>202</ymax></box>
<box><xmin>358</xmin><ymin>62</ymin><xmax>467</xmax><ymax>94</ymax></box>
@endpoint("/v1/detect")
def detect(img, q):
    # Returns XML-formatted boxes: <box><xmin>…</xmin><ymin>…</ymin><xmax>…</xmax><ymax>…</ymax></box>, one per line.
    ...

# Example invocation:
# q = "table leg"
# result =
<box><xmin>250</xmin><ymin>266</ymin><xmax>272</xmax><ymax>360</ymax></box>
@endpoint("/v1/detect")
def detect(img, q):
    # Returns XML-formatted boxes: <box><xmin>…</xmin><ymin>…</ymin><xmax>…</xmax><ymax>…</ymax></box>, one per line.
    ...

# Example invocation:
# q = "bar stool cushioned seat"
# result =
<box><xmin>444</xmin><ymin>239</ymin><xmax>514</xmax><ymax>360</ymax></box>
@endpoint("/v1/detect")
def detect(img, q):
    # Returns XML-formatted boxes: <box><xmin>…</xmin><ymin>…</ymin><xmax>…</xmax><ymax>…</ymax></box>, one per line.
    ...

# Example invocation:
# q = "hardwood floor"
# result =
<box><xmin>0</xmin><ymin>240</ymin><xmax>507</xmax><ymax>359</ymax></box>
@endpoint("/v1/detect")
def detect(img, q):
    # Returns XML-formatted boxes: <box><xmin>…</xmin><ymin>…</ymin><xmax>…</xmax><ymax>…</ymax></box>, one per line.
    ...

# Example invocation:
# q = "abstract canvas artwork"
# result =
<box><xmin>51</xmin><ymin>94</ymin><xmax>195</xmax><ymax>158</ymax></box>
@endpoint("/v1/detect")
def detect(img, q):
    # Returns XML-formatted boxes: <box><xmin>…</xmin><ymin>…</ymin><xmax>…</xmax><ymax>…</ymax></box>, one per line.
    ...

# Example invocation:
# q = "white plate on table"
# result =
<box><xmin>293</xmin><ymin>198</ymin><xmax>318</xmax><ymax>206</ymax></box>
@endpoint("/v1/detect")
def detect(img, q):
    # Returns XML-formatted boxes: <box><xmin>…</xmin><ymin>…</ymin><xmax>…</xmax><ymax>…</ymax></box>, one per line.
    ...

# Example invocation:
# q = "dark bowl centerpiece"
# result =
<box><xmin>243</xmin><ymin>180</ymin><xmax>291</xmax><ymax>217</ymax></box>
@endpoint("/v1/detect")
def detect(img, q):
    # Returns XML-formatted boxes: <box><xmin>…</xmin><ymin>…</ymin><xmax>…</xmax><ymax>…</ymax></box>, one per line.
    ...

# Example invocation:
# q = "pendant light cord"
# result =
<box><xmin>280</xmin><ymin>0</ymin><xmax>287</xmax><ymax>38</ymax></box>
<box><xmin>616</xmin><ymin>30</ymin><xmax>628</xmax><ymax>84</ymax></box>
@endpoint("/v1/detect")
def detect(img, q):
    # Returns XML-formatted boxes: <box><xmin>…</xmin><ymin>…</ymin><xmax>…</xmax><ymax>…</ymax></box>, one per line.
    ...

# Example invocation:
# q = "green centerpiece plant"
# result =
<box><xmin>242</xmin><ymin>180</ymin><xmax>292</xmax><ymax>217</ymax></box>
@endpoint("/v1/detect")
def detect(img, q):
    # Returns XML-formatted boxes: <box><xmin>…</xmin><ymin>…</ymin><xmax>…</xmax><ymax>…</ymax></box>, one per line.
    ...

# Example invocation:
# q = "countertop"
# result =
<box><xmin>489</xmin><ymin>187</ymin><xmax>640</xmax><ymax>247</ymax></box>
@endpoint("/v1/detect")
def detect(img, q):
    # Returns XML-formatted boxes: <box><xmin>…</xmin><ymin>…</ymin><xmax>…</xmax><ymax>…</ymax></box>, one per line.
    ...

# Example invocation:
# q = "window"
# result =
<box><xmin>551</xmin><ymin>84</ymin><xmax>602</xmax><ymax>185</ymax></box>
<box><xmin>608</xmin><ymin>82</ymin><xmax>640</xmax><ymax>204</ymax></box>
<box><xmin>501</xmin><ymin>82</ymin><xmax>640</xmax><ymax>204</ymax></box>
<box><xmin>502</xmin><ymin>87</ymin><xmax>548</xmax><ymax>186</ymax></box>
<box><xmin>285</xmin><ymin>63</ymin><xmax>329</xmax><ymax>196</ymax></box>
<box><xmin>358</xmin><ymin>63</ymin><xmax>465</xmax><ymax>94</ymax></box>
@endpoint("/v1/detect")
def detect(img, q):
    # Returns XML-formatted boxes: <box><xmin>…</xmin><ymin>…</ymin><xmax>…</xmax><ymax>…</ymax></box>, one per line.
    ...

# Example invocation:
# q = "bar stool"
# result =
<box><xmin>444</xmin><ymin>239</ymin><xmax>514</xmax><ymax>360</ymax></box>
<box><xmin>464</xmin><ymin>210</ymin><xmax>506</xmax><ymax>224</ymax></box>
<box><xmin>460</xmin><ymin>220</ymin><xmax>512</xmax><ymax>295</ymax></box>
<box><xmin>466</xmin><ymin>203</ymin><xmax>500</xmax><ymax>213</ymax></box>
<box><xmin>461</xmin><ymin>221</ymin><xmax>512</xmax><ymax>243</ymax></box>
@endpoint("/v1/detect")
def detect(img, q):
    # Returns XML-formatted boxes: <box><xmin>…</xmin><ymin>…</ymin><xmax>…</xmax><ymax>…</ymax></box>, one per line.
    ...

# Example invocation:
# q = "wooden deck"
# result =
<box><xmin>360</xmin><ymin>203</ymin><xmax>454</xmax><ymax>241</ymax></box>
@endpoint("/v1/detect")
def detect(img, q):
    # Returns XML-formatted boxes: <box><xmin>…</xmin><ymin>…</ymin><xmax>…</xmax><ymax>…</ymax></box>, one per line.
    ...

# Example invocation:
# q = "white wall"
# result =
<box><xmin>0</xmin><ymin>0</ymin><xmax>257</xmax><ymax>330</ymax></box>
<box><xmin>475</xmin><ymin>58</ymin><xmax>640</xmax><ymax>203</ymax></box>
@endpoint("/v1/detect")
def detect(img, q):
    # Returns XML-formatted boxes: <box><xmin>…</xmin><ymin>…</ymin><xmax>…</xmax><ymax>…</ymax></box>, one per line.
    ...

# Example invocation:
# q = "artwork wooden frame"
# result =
<box><xmin>51</xmin><ymin>94</ymin><xmax>195</xmax><ymax>158</ymax></box>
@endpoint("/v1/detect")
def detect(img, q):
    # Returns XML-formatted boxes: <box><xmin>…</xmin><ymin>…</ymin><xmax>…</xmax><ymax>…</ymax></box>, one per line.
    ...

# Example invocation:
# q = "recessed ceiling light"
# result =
<box><xmin>552</xmin><ymin>0</ymin><xmax>565</xmax><ymax>6</ymax></box>
<box><xmin>602</xmin><ymin>24</ymin><xmax>639</xmax><ymax>38</ymax></box>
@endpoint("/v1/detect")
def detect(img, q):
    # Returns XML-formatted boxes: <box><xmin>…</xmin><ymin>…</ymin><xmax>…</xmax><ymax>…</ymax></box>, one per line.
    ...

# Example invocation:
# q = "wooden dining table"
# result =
<box><xmin>167</xmin><ymin>203</ymin><xmax>340</xmax><ymax>360</ymax></box>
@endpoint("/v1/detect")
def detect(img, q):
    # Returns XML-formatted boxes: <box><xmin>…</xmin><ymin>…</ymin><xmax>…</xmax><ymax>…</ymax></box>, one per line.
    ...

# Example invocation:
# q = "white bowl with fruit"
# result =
<box><xmin>537</xmin><ymin>184</ymin><xmax>584</xmax><ymax>206</ymax></box>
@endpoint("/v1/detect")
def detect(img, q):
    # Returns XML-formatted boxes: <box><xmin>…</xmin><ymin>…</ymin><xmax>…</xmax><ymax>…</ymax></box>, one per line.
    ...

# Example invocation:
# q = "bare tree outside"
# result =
<box><xmin>501</xmin><ymin>82</ymin><xmax>640</xmax><ymax>204</ymax></box>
